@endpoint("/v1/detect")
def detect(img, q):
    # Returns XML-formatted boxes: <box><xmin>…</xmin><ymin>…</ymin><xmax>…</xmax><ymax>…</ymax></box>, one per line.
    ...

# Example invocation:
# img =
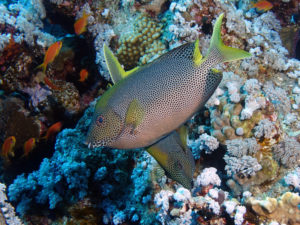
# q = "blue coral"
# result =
<box><xmin>7</xmin><ymin>100</ymin><xmax>156</xmax><ymax>224</ymax></box>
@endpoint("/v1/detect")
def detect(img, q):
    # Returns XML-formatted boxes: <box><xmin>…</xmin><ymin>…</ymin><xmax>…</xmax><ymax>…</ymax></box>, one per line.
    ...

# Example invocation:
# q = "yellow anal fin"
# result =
<box><xmin>193</xmin><ymin>39</ymin><xmax>203</xmax><ymax>66</ymax></box>
<box><xmin>146</xmin><ymin>131</ymin><xmax>195</xmax><ymax>190</ymax></box>
<box><xmin>125</xmin><ymin>99</ymin><xmax>144</xmax><ymax>132</ymax></box>
<box><xmin>103</xmin><ymin>44</ymin><xmax>139</xmax><ymax>84</ymax></box>
<box><xmin>147</xmin><ymin>145</ymin><xmax>169</xmax><ymax>168</ymax></box>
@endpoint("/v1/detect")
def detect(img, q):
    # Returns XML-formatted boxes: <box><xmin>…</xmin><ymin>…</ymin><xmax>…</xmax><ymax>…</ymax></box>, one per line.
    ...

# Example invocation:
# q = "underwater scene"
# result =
<box><xmin>0</xmin><ymin>0</ymin><xmax>300</xmax><ymax>224</ymax></box>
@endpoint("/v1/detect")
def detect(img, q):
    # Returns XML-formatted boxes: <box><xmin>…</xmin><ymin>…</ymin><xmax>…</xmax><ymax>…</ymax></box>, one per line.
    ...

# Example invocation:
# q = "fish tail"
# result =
<box><xmin>206</xmin><ymin>13</ymin><xmax>251</xmax><ymax>63</ymax></box>
<box><xmin>36</xmin><ymin>63</ymin><xmax>47</xmax><ymax>73</ymax></box>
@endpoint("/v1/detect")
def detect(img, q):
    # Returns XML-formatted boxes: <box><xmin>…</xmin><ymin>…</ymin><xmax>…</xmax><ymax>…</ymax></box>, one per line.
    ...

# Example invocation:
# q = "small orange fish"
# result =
<box><xmin>36</xmin><ymin>41</ymin><xmax>63</xmax><ymax>73</ymax></box>
<box><xmin>43</xmin><ymin>122</ymin><xmax>62</xmax><ymax>141</ymax></box>
<box><xmin>44</xmin><ymin>77</ymin><xmax>61</xmax><ymax>91</ymax></box>
<box><xmin>79</xmin><ymin>69</ymin><xmax>89</xmax><ymax>82</ymax></box>
<box><xmin>74</xmin><ymin>12</ymin><xmax>90</xmax><ymax>35</ymax></box>
<box><xmin>1</xmin><ymin>136</ymin><xmax>16</xmax><ymax>158</ymax></box>
<box><xmin>251</xmin><ymin>0</ymin><xmax>273</xmax><ymax>12</ymax></box>
<box><xmin>23</xmin><ymin>138</ymin><xmax>36</xmax><ymax>157</ymax></box>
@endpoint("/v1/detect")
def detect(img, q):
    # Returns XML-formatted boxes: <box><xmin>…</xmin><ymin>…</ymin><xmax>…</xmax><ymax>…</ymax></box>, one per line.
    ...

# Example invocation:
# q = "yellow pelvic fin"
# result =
<box><xmin>103</xmin><ymin>44</ymin><xmax>139</xmax><ymax>84</ymax></box>
<box><xmin>193</xmin><ymin>39</ymin><xmax>203</xmax><ymax>66</ymax></box>
<box><xmin>207</xmin><ymin>13</ymin><xmax>252</xmax><ymax>63</ymax></box>
<box><xmin>125</xmin><ymin>99</ymin><xmax>144</xmax><ymax>130</ymax></box>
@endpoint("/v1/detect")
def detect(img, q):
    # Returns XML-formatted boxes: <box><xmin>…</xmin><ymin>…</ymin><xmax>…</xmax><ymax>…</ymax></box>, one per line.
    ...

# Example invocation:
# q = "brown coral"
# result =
<box><xmin>116</xmin><ymin>14</ymin><xmax>165</xmax><ymax>69</ymax></box>
<box><xmin>210</xmin><ymin>96</ymin><xmax>263</xmax><ymax>144</ymax></box>
<box><xmin>246</xmin><ymin>192</ymin><xmax>300</xmax><ymax>224</ymax></box>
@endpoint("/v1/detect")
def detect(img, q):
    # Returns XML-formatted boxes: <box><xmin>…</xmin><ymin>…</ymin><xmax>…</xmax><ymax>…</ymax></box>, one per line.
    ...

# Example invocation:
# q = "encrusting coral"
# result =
<box><xmin>246</xmin><ymin>192</ymin><xmax>300</xmax><ymax>224</ymax></box>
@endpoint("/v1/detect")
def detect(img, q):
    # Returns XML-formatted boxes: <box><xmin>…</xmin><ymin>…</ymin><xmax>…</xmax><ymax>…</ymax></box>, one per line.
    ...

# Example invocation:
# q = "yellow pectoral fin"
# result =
<box><xmin>125</xmin><ymin>99</ymin><xmax>144</xmax><ymax>131</ymax></box>
<box><xmin>103</xmin><ymin>44</ymin><xmax>139</xmax><ymax>84</ymax></box>
<box><xmin>193</xmin><ymin>39</ymin><xmax>203</xmax><ymax>66</ymax></box>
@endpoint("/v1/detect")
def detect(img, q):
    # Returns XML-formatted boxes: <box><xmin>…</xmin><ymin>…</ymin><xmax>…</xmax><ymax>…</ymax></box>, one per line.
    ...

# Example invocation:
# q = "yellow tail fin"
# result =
<box><xmin>207</xmin><ymin>13</ymin><xmax>252</xmax><ymax>62</ymax></box>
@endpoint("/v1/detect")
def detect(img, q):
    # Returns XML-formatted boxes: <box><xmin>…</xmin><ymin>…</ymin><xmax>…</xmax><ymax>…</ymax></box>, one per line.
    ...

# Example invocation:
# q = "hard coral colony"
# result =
<box><xmin>0</xmin><ymin>0</ymin><xmax>300</xmax><ymax>225</ymax></box>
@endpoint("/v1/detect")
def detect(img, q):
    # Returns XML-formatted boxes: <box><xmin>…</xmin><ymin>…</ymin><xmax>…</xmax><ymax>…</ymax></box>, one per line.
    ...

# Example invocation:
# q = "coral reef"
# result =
<box><xmin>1</xmin><ymin>0</ymin><xmax>300</xmax><ymax>224</ymax></box>
<box><xmin>7</xmin><ymin>100</ymin><xmax>156</xmax><ymax>224</ymax></box>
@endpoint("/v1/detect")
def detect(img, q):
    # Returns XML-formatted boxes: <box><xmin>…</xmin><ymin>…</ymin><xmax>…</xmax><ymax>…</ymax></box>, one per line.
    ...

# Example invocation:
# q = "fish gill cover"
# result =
<box><xmin>0</xmin><ymin>0</ymin><xmax>299</xmax><ymax>224</ymax></box>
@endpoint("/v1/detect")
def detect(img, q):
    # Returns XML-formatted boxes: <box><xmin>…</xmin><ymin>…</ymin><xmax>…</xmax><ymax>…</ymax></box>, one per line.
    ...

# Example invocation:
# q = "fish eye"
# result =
<box><xmin>96</xmin><ymin>115</ymin><xmax>104</xmax><ymax>125</ymax></box>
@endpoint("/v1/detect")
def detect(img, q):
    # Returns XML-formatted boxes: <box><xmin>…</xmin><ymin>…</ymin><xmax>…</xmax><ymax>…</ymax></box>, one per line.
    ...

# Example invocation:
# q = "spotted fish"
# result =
<box><xmin>86</xmin><ymin>13</ymin><xmax>251</xmax><ymax>149</ymax></box>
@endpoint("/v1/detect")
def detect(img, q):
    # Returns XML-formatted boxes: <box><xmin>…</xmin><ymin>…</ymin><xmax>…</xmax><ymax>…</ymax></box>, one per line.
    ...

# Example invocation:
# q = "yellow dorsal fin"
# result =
<box><xmin>103</xmin><ymin>44</ymin><xmax>139</xmax><ymax>84</ymax></box>
<box><xmin>125</xmin><ymin>99</ymin><xmax>144</xmax><ymax>130</ymax></box>
<box><xmin>193</xmin><ymin>39</ymin><xmax>203</xmax><ymax>66</ymax></box>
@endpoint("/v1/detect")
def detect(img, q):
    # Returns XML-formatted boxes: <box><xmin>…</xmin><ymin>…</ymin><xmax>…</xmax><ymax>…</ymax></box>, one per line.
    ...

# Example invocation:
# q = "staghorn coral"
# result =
<box><xmin>116</xmin><ymin>14</ymin><xmax>165</xmax><ymax>69</ymax></box>
<box><xmin>246</xmin><ymin>192</ymin><xmax>300</xmax><ymax>224</ymax></box>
